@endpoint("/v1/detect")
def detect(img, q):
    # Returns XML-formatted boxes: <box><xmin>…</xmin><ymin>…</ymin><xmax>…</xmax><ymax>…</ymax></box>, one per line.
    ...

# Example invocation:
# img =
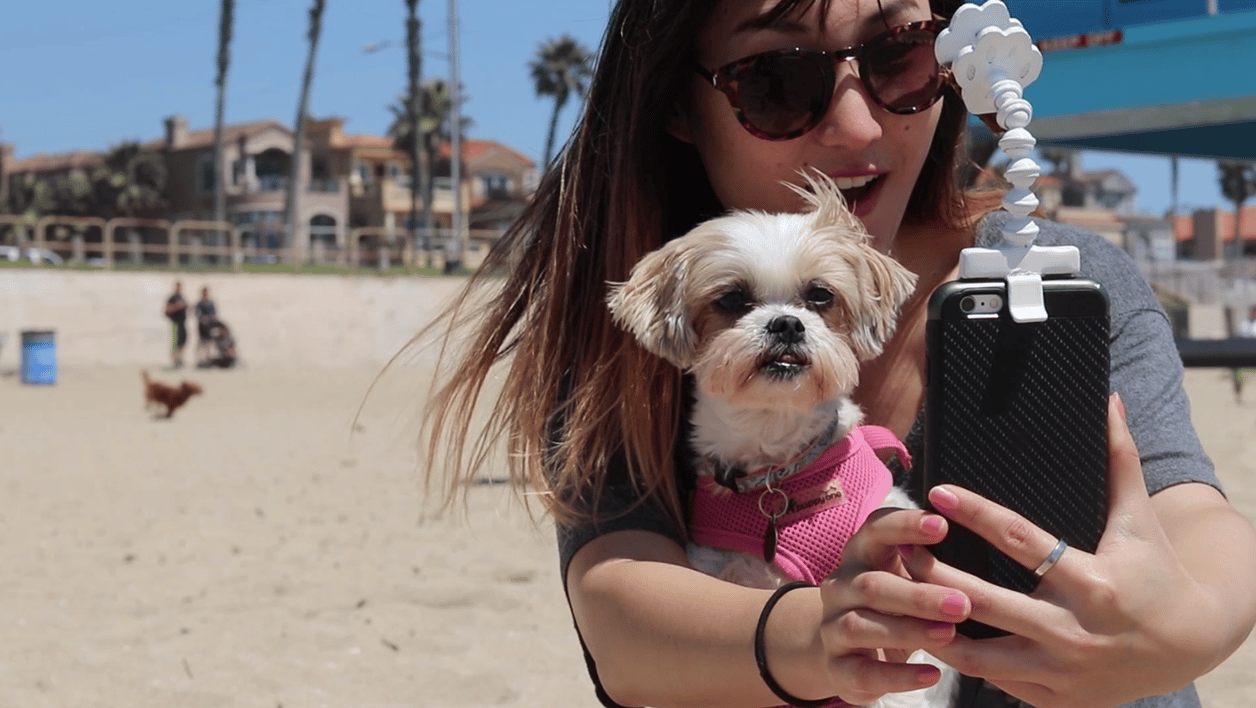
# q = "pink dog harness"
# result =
<box><xmin>689</xmin><ymin>426</ymin><xmax>910</xmax><ymax>584</ymax></box>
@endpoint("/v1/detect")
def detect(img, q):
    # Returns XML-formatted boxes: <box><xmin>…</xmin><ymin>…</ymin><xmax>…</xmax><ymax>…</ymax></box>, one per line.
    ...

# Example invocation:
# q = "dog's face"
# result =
<box><xmin>181</xmin><ymin>381</ymin><xmax>204</xmax><ymax>396</ymax></box>
<box><xmin>608</xmin><ymin>180</ymin><xmax>917</xmax><ymax>411</ymax></box>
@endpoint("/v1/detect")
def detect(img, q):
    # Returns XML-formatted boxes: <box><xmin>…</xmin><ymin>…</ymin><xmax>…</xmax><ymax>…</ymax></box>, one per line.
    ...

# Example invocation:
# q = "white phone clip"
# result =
<box><xmin>935</xmin><ymin>0</ymin><xmax>1079</xmax><ymax>323</ymax></box>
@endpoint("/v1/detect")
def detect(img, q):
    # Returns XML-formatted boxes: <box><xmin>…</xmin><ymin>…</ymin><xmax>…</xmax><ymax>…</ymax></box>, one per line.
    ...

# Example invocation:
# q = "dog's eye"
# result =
<box><xmin>714</xmin><ymin>289</ymin><xmax>751</xmax><ymax>315</ymax></box>
<box><xmin>805</xmin><ymin>286</ymin><xmax>834</xmax><ymax>310</ymax></box>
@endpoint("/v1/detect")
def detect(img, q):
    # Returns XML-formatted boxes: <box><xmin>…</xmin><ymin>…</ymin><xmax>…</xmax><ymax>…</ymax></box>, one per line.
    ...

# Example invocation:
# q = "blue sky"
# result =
<box><xmin>0</xmin><ymin>0</ymin><xmax>1231</xmax><ymax>217</ymax></box>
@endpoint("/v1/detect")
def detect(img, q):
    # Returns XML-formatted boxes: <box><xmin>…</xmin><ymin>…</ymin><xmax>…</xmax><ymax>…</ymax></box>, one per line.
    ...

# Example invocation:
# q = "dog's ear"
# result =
<box><xmin>789</xmin><ymin>171</ymin><xmax>918</xmax><ymax>360</ymax></box>
<box><xmin>846</xmin><ymin>245</ymin><xmax>918</xmax><ymax>361</ymax></box>
<box><xmin>607</xmin><ymin>239</ymin><xmax>701</xmax><ymax>369</ymax></box>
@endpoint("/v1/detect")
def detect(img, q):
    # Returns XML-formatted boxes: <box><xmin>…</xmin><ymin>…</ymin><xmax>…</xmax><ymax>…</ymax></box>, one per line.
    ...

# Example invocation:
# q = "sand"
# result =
<box><xmin>1</xmin><ymin>361</ymin><xmax>1253</xmax><ymax>708</ymax></box>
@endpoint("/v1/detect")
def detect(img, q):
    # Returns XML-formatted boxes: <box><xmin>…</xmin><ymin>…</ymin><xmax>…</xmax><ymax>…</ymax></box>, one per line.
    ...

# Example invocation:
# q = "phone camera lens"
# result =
<box><xmin>960</xmin><ymin>296</ymin><xmax>976</xmax><ymax>313</ymax></box>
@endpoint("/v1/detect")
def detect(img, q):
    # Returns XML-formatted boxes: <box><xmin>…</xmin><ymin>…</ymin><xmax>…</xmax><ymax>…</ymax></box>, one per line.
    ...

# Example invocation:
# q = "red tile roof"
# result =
<box><xmin>7</xmin><ymin>150</ymin><xmax>102</xmax><ymax>174</ymax></box>
<box><xmin>141</xmin><ymin>119</ymin><xmax>288</xmax><ymax>152</ymax></box>
<box><xmin>338</xmin><ymin>134</ymin><xmax>395</xmax><ymax>149</ymax></box>
<box><xmin>441</xmin><ymin>139</ymin><xmax>535</xmax><ymax>167</ymax></box>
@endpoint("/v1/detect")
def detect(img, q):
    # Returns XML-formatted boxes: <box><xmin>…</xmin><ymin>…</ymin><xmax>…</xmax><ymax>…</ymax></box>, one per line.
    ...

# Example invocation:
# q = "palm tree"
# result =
<box><xmin>529</xmin><ymin>34</ymin><xmax>593</xmax><ymax>169</ymax></box>
<box><xmin>404</xmin><ymin>0</ymin><xmax>424</xmax><ymax>252</ymax></box>
<box><xmin>91</xmin><ymin>142</ymin><xmax>167</xmax><ymax>220</ymax></box>
<box><xmin>1</xmin><ymin>174</ymin><xmax>51</xmax><ymax>221</ymax></box>
<box><xmin>1219</xmin><ymin>160</ymin><xmax>1256</xmax><ymax>262</ymax></box>
<box><xmin>284</xmin><ymin>0</ymin><xmax>327</xmax><ymax>263</ymax></box>
<box><xmin>211</xmin><ymin>0</ymin><xmax>234</xmax><ymax>246</ymax></box>
<box><xmin>1039</xmin><ymin>146</ymin><xmax>1075</xmax><ymax>176</ymax></box>
<box><xmin>388</xmin><ymin>81</ymin><xmax>473</xmax><ymax>252</ymax></box>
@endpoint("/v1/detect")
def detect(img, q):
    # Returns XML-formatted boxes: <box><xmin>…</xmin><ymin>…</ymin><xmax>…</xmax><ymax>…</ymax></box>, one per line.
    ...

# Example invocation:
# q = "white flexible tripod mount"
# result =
<box><xmin>935</xmin><ymin>0</ymin><xmax>1080</xmax><ymax>323</ymax></box>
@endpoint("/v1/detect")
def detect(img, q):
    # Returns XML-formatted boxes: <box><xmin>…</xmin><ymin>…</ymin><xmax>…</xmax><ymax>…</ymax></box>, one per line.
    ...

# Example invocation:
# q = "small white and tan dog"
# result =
<box><xmin>607</xmin><ymin>174</ymin><xmax>957</xmax><ymax>708</ymax></box>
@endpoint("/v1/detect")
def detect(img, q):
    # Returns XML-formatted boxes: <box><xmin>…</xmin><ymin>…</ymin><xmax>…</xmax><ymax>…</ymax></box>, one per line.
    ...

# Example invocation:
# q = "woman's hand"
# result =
<box><xmin>907</xmin><ymin>394</ymin><xmax>1256</xmax><ymax>708</ymax></box>
<box><xmin>810</xmin><ymin>504</ymin><xmax>971</xmax><ymax>705</ymax></box>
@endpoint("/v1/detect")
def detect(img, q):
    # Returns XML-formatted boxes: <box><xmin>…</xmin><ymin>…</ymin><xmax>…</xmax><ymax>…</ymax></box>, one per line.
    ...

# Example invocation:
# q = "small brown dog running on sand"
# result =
<box><xmin>142</xmin><ymin>370</ymin><xmax>203</xmax><ymax>418</ymax></box>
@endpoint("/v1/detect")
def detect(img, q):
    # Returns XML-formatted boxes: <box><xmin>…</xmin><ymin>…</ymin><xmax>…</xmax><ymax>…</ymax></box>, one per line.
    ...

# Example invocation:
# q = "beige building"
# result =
<box><xmin>1</xmin><ymin>114</ymin><xmax>537</xmax><ymax>264</ymax></box>
<box><xmin>1176</xmin><ymin>206</ymin><xmax>1256</xmax><ymax>260</ymax></box>
<box><xmin>145</xmin><ymin>116</ymin><xmax>348</xmax><ymax>260</ymax></box>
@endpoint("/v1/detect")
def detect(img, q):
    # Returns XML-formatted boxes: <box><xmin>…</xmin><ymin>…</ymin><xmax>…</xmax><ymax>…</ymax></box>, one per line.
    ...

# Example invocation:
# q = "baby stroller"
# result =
<box><xmin>197</xmin><ymin>317</ymin><xmax>238</xmax><ymax>369</ymax></box>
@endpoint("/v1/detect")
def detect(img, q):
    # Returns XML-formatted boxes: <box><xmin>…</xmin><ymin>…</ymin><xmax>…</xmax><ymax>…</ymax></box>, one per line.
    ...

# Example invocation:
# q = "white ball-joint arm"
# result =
<box><xmin>936</xmin><ymin>0</ymin><xmax>1080</xmax><ymax>323</ymax></box>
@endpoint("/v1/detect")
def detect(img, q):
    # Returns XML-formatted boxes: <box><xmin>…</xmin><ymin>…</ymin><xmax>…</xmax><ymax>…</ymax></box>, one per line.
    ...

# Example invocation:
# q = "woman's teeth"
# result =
<box><xmin>831</xmin><ymin>175</ymin><xmax>876</xmax><ymax>190</ymax></box>
<box><xmin>837</xmin><ymin>175</ymin><xmax>880</xmax><ymax>204</ymax></box>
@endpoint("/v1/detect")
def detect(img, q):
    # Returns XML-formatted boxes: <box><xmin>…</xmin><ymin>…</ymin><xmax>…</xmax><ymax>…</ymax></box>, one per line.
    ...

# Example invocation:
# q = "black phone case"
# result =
<box><xmin>923</xmin><ymin>278</ymin><xmax>1110</xmax><ymax>639</ymax></box>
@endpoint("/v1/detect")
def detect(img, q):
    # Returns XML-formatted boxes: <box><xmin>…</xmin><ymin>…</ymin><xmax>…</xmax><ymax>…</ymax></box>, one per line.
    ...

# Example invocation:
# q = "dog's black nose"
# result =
<box><xmin>766</xmin><ymin>315</ymin><xmax>805</xmax><ymax>344</ymax></box>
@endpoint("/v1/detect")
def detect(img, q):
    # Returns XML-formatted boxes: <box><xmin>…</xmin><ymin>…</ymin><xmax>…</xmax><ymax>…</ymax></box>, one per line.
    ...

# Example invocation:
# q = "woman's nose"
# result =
<box><xmin>812</xmin><ymin>65</ymin><xmax>882</xmax><ymax>150</ymax></box>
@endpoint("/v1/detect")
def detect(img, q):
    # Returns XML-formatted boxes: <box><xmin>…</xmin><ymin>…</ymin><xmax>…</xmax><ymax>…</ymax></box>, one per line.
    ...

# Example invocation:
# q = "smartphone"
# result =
<box><xmin>922</xmin><ymin>277</ymin><xmax>1110</xmax><ymax>639</ymax></box>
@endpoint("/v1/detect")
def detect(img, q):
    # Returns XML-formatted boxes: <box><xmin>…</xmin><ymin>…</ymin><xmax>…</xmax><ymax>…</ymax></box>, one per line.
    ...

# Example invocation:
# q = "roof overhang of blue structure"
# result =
<box><xmin>969</xmin><ymin>0</ymin><xmax>1256</xmax><ymax>159</ymax></box>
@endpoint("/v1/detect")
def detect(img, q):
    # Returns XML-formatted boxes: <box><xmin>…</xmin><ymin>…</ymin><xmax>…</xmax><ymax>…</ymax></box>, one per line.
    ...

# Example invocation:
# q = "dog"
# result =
<box><xmin>142</xmin><ymin>370</ymin><xmax>203</xmax><ymax>418</ymax></box>
<box><xmin>607</xmin><ymin>173</ymin><xmax>957</xmax><ymax>707</ymax></box>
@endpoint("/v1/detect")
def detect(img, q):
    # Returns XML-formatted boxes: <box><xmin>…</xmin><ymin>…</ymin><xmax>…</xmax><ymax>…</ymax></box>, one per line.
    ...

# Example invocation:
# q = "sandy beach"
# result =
<box><xmin>2</xmin><ymin>358</ymin><xmax>1254</xmax><ymax>707</ymax></box>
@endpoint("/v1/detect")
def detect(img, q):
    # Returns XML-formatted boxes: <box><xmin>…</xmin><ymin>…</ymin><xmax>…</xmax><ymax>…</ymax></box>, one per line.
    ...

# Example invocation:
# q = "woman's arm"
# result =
<box><xmin>1149</xmin><ymin>481</ymin><xmax>1256</xmax><ymax>675</ymax></box>
<box><xmin>912</xmin><ymin>395</ymin><xmax>1256</xmax><ymax>708</ymax></box>
<box><xmin>567</xmin><ymin>511</ymin><xmax>968</xmax><ymax>708</ymax></box>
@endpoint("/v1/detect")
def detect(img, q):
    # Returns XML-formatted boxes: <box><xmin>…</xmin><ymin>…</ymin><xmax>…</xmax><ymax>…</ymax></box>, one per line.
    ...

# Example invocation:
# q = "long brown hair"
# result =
<box><xmin>417</xmin><ymin>0</ymin><xmax>971</xmax><ymax>529</ymax></box>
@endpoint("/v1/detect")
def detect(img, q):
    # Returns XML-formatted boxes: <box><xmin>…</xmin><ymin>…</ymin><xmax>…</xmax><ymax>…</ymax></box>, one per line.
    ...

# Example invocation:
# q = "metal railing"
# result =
<box><xmin>1176</xmin><ymin>338</ymin><xmax>1256</xmax><ymax>368</ymax></box>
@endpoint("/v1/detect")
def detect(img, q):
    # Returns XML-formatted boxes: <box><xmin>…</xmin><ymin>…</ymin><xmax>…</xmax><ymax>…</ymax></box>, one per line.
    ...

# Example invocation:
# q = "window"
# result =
<box><xmin>481</xmin><ymin>173</ymin><xmax>510</xmax><ymax>197</ymax></box>
<box><xmin>199</xmin><ymin>157</ymin><xmax>215</xmax><ymax>192</ymax></box>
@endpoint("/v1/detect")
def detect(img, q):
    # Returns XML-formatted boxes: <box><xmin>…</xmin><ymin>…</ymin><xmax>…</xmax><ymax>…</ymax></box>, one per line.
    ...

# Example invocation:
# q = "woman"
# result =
<box><xmin>419</xmin><ymin>0</ymin><xmax>1256</xmax><ymax>706</ymax></box>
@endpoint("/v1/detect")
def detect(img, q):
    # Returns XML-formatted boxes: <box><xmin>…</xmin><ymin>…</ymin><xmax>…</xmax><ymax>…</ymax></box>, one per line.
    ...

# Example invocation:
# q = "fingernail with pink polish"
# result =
<box><xmin>930</xmin><ymin>487</ymin><xmax>960</xmax><ymax>512</ymax></box>
<box><xmin>921</xmin><ymin>515</ymin><xmax>944</xmax><ymax>536</ymax></box>
<box><xmin>940</xmin><ymin>593</ymin><xmax>968</xmax><ymax>619</ymax></box>
<box><xmin>916</xmin><ymin>665</ymin><xmax>941</xmax><ymax>686</ymax></box>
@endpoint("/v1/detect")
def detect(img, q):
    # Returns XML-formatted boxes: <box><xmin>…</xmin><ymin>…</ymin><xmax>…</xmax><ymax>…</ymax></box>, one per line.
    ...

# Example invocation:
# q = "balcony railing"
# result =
<box><xmin>307</xmin><ymin>179</ymin><xmax>341</xmax><ymax>194</ymax></box>
<box><xmin>257</xmin><ymin>176</ymin><xmax>288</xmax><ymax>192</ymax></box>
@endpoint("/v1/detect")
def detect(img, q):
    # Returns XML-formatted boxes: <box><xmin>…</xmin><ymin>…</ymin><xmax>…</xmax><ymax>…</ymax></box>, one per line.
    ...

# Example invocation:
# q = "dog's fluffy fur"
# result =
<box><xmin>607</xmin><ymin>174</ymin><xmax>956</xmax><ymax>708</ymax></box>
<box><xmin>142</xmin><ymin>370</ymin><xmax>203</xmax><ymax>418</ymax></box>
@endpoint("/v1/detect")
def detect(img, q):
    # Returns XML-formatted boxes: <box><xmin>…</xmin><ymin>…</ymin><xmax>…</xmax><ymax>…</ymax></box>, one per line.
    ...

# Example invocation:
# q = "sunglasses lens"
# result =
<box><xmin>734</xmin><ymin>53</ymin><xmax>830</xmax><ymax>139</ymax></box>
<box><xmin>864</xmin><ymin>29</ymin><xmax>942</xmax><ymax>112</ymax></box>
<box><xmin>710</xmin><ymin>23</ymin><xmax>945</xmax><ymax>139</ymax></box>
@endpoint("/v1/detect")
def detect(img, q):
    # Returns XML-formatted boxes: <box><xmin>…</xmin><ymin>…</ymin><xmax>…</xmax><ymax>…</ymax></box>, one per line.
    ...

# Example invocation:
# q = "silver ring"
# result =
<box><xmin>1033</xmin><ymin>538</ymin><xmax>1068</xmax><ymax>578</ymax></box>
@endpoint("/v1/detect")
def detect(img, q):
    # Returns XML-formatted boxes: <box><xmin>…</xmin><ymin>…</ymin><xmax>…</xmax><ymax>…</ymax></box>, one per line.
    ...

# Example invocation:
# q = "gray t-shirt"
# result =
<box><xmin>556</xmin><ymin>213</ymin><xmax>1220</xmax><ymax>708</ymax></box>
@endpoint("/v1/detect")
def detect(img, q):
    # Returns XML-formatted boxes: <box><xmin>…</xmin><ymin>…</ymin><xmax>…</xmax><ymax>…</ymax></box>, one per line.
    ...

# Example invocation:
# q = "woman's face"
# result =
<box><xmin>674</xmin><ymin>0</ymin><xmax>943</xmax><ymax>251</ymax></box>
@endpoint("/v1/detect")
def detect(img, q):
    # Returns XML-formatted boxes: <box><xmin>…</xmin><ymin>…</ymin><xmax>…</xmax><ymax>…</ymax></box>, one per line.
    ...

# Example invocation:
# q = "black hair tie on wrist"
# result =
<box><xmin>754</xmin><ymin>580</ymin><xmax>835</xmax><ymax>708</ymax></box>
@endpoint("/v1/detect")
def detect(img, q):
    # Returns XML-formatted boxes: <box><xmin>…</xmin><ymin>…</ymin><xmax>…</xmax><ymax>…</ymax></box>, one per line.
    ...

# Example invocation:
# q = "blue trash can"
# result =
<box><xmin>21</xmin><ymin>329</ymin><xmax>57</xmax><ymax>385</ymax></box>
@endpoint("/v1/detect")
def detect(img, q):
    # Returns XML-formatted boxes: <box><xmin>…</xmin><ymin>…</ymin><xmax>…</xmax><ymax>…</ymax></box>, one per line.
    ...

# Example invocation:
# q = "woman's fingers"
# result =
<box><xmin>821</xmin><ymin>570</ymin><xmax>969</xmax><ymax>643</ymax></box>
<box><xmin>826</xmin><ymin>567</ymin><xmax>971</xmax><ymax>625</ymax></box>
<box><xmin>824</xmin><ymin>508</ymin><xmax>970</xmax><ymax>638</ymax></box>
<box><xmin>825</xmin><ymin>651</ymin><xmax>946</xmax><ymax>705</ymax></box>
<box><xmin>1099</xmin><ymin>392</ymin><xmax>1159</xmax><ymax>548</ymax></box>
<box><xmin>926</xmin><ymin>483</ymin><xmax>1078</xmax><ymax>585</ymax></box>
<box><xmin>899</xmin><ymin>543</ymin><xmax>1066</xmax><ymax>640</ymax></box>
<box><xmin>815</xmin><ymin>508</ymin><xmax>971</xmax><ymax>703</ymax></box>
<box><xmin>927</xmin><ymin>631</ymin><xmax>1064</xmax><ymax>699</ymax></box>
<box><xmin>842</xmin><ymin>506</ymin><xmax>950</xmax><ymax>572</ymax></box>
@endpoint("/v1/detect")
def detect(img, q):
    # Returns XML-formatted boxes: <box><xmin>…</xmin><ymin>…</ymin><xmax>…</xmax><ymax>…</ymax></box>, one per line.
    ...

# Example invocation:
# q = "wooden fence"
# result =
<box><xmin>0</xmin><ymin>215</ymin><xmax>500</xmax><ymax>272</ymax></box>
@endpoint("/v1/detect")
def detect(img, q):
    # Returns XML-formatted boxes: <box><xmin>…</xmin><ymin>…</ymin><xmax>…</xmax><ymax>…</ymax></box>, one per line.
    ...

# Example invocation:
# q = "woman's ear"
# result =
<box><xmin>667</xmin><ymin>94</ymin><xmax>695</xmax><ymax>144</ymax></box>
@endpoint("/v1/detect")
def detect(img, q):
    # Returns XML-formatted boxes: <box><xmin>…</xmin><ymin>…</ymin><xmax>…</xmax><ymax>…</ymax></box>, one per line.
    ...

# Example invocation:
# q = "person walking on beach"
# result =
<box><xmin>164</xmin><ymin>280</ymin><xmax>188</xmax><ymax>368</ymax></box>
<box><xmin>194</xmin><ymin>286</ymin><xmax>219</xmax><ymax>366</ymax></box>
